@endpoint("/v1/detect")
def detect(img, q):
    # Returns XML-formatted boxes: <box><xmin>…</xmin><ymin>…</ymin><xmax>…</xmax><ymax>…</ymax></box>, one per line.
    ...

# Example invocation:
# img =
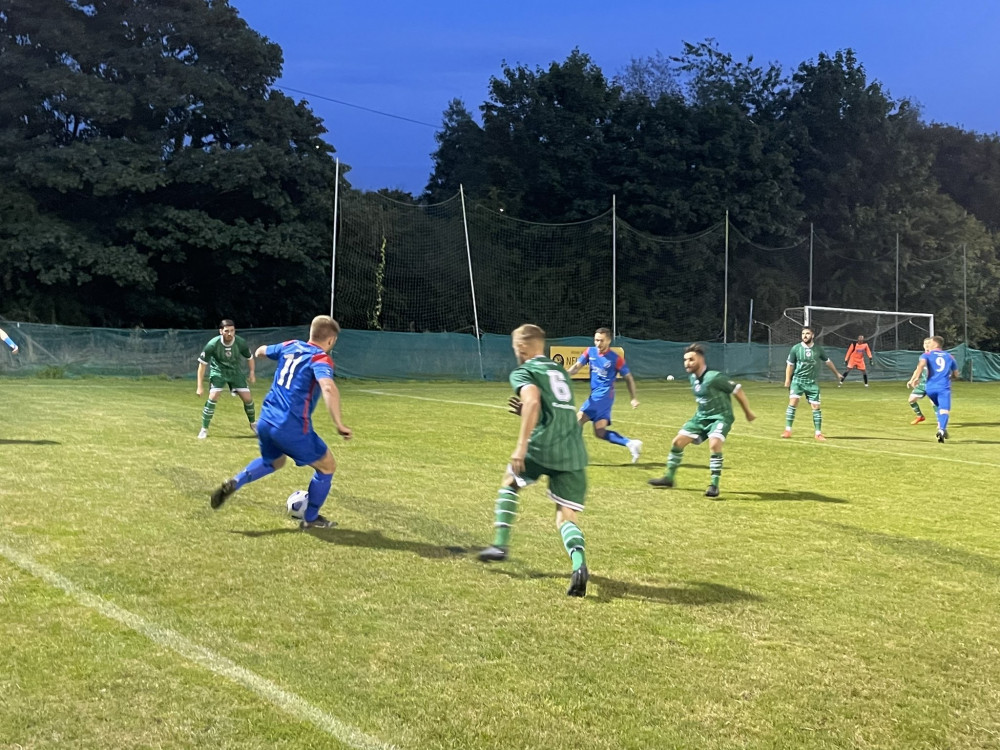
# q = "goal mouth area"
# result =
<box><xmin>776</xmin><ymin>306</ymin><xmax>934</xmax><ymax>351</ymax></box>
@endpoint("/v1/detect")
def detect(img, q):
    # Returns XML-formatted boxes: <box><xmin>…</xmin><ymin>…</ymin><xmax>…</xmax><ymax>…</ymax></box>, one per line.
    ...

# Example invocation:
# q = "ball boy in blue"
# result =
<box><xmin>566</xmin><ymin>327</ymin><xmax>642</xmax><ymax>463</ymax></box>
<box><xmin>907</xmin><ymin>335</ymin><xmax>958</xmax><ymax>443</ymax></box>
<box><xmin>210</xmin><ymin>316</ymin><xmax>353</xmax><ymax>527</ymax></box>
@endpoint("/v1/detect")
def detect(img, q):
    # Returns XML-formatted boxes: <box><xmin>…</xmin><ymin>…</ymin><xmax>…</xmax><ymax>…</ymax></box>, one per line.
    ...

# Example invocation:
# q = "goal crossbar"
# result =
<box><xmin>800</xmin><ymin>305</ymin><xmax>935</xmax><ymax>326</ymax></box>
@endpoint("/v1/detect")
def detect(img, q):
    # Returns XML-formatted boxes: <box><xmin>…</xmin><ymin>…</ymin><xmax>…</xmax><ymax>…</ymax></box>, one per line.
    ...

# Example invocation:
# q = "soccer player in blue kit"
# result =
<box><xmin>210</xmin><ymin>315</ymin><xmax>353</xmax><ymax>528</ymax></box>
<box><xmin>907</xmin><ymin>335</ymin><xmax>959</xmax><ymax>443</ymax></box>
<box><xmin>566</xmin><ymin>327</ymin><xmax>642</xmax><ymax>462</ymax></box>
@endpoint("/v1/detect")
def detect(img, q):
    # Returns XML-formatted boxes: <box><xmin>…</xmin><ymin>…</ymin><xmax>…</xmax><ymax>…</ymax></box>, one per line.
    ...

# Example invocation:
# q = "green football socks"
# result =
<box><xmin>812</xmin><ymin>409</ymin><xmax>822</xmax><ymax>433</ymax></box>
<box><xmin>709</xmin><ymin>452</ymin><xmax>723</xmax><ymax>487</ymax></box>
<box><xmin>491</xmin><ymin>486</ymin><xmax>519</xmax><ymax>548</ymax></box>
<box><xmin>201</xmin><ymin>399</ymin><xmax>216</xmax><ymax>429</ymax></box>
<box><xmin>559</xmin><ymin>521</ymin><xmax>586</xmax><ymax>571</ymax></box>
<box><xmin>665</xmin><ymin>447</ymin><xmax>683</xmax><ymax>480</ymax></box>
<box><xmin>243</xmin><ymin>399</ymin><xmax>256</xmax><ymax>424</ymax></box>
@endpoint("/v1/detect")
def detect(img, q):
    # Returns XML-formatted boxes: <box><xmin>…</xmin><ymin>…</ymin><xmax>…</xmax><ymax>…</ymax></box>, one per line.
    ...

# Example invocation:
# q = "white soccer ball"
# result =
<box><xmin>667</xmin><ymin>375</ymin><xmax>675</xmax><ymax>381</ymax></box>
<box><xmin>286</xmin><ymin>490</ymin><xmax>309</xmax><ymax>519</ymax></box>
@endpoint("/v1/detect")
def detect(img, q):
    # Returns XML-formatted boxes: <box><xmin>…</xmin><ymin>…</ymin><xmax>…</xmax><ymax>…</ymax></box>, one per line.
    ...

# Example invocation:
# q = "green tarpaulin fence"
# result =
<box><xmin>2</xmin><ymin>321</ymin><xmax>999</xmax><ymax>382</ymax></box>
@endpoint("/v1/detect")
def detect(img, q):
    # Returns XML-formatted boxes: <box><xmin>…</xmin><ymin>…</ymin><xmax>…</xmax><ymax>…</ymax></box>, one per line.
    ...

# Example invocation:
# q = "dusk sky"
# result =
<box><xmin>229</xmin><ymin>0</ymin><xmax>1000</xmax><ymax>195</ymax></box>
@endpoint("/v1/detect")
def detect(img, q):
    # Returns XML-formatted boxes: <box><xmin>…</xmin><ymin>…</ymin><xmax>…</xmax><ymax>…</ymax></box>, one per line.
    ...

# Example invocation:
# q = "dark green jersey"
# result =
<box><xmin>787</xmin><ymin>342</ymin><xmax>829</xmax><ymax>386</ymax></box>
<box><xmin>198</xmin><ymin>335</ymin><xmax>251</xmax><ymax>380</ymax></box>
<box><xmin>509</xmin><ymin>356</ymin><xmax>587</xmax><ymax>471</ymax></box>
<box><xmin>688</xmin><ymin>369</ymin><xmax>738</xmax><ymax>422</ymax></box>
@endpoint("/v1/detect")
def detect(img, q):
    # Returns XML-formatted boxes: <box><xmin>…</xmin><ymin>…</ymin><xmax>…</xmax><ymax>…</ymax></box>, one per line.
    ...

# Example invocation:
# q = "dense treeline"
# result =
<box><xmin>0</xmin><ymin>0</ymin><xmax>336</xmax><ymax>327</ymax></box>
<box><xmin>2</xmin><ymin>3</ymin><xmax>999</xmax><ymax>346</ymax></box>
<box><xmin>426</xmin><ymin>45</ymin><xmax>1000</xmax><ymax>347</ymax></box>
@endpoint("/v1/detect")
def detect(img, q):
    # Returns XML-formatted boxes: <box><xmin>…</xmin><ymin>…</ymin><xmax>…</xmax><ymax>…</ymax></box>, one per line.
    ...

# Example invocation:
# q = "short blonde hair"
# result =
<box><xmin>310</xmin><ymin>315</ymin><xmax>341</xmax><ymax>341</ymax></box>
<box><xmin>512</xmin><ymin>324</ymin><xmax>546</xmax><ymax>343</ymax></box>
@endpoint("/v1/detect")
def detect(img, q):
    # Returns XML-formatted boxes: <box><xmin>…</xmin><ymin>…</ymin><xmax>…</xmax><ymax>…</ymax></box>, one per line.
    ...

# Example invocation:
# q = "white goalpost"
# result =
<box><xmin>776</xmin><ymin>305</ymin><xmax>935</xmax><ymax>351</ymax></box>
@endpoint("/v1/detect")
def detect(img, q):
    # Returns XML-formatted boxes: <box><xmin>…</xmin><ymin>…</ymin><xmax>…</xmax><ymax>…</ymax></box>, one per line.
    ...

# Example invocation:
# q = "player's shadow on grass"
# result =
<box><xmin>488</xmin><ymin>568</ymin><xmax>762</xmax><ymax>606</ymax></box>
<box><xmin>590</xmin><ymin>461</ymin><xmax>665</xmax><ymax>469</ymax></box>
<box><xmin>232</xmin><ymin>527</ymin><xmax>468</xmax><ymax>559</ymax></box>
<box><xmin>0</xmin><ymin>438</ymin><xmax>61</xmax><ymax>445</ymax></box>
<box><xmin>728</xmin><ymin>490</ymin><xmax>848</xmax><ymax>503</ymax></box>
<box><xmin>818</xmin><ymin>521</ymin><xmax>1000</xmax><ymax>577</ymax></box>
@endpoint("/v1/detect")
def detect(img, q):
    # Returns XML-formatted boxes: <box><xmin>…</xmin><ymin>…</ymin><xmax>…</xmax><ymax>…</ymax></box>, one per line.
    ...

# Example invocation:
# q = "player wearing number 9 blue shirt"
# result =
<box><xmin>210</xmin><ymin>316</ymin><xmax>353</xmax><ymax>528</ymax></box>
<box><xmin>907</xmin><ymin>335</ymin><xmax>958</xmax><ymax>443</ymax></box>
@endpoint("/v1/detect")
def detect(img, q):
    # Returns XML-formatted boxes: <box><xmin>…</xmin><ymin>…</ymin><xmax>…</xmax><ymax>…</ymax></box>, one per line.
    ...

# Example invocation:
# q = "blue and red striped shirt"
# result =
<box><xmin>577</xmin><ymin>346</ymin><xmax>630</xmax><ymax>400</ymax></box>
<box><xmin>260</xmin><ymin>340</ymin><xmax>335</xmax><ymax>433</ymax></box>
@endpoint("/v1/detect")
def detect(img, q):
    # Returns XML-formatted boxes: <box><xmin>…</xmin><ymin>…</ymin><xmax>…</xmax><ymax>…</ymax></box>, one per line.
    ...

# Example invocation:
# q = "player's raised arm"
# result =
<box><xmin>1</xmin><ymin>328</ymin><xmax>17</xmax><ymax>355</ymax></box>
<box><xmin>253</xmin><ymin>345</ymin><xmax>269</xmax><ymax>358</ymax></box>
<box><xmin>510</xmin><ymin>383</ymin><xmax>541</xmax><ymax>476</ymax></box>
<box><xmin>318</xmin><ymin>376</ymin><xmax>352</xmax><ymax>440</ymax></box>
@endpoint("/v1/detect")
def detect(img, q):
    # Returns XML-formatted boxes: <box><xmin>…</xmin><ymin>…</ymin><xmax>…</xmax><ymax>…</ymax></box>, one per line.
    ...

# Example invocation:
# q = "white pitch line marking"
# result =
<box><xmin>0</xmin><ymin>542</ymin><xmax>398</xmax><ymax>750</ymax></box>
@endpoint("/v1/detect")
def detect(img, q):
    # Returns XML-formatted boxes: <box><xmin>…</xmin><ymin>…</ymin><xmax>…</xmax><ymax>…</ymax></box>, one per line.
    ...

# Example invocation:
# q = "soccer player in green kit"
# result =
<box><xmin>908</xmin><ymin>369</ymin><xmax>935</xmax><ymax>424</ymax></box>
<box><xmin>478</xmin><ymin>324</ymin><xmax>591</xmax><ymax>597</ymax></box>
<box><xmin>648</xmin><ymin>343</ymin><xmax>755</xmax><ymax>498</ymax></box>
<box><xmin>782</xmin><ymin>327</ymin><xmax>843</xmax><ymax>441</ymax></box>
<box><xmin>196</xmin><ymin>319</ymin><xmax>257</xmax><ymax>439</ymax></box>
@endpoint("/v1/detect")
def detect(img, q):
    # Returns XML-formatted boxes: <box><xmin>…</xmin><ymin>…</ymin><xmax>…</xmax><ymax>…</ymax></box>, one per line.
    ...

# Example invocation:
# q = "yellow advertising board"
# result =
<box><xmin>549</xmin><ymin>346</ymin><xmax>625</xmax><ymax>380</ymax></box>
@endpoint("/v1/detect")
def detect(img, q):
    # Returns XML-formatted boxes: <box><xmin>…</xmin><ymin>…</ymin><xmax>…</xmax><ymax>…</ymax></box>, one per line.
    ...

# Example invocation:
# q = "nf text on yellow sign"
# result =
<box><xmin>549</xmin><ymin>346</ymin><xmax>626</xmax><ymax>380</ymax></box>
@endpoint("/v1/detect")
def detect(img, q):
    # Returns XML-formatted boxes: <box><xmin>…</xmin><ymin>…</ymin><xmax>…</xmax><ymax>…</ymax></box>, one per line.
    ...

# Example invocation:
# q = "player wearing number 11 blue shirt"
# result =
<box><xmin>907</xmin><ymin>335</ymin><xmax>958</xmax><ymax>443</ymax></box>
<box><xmin>210</xmin><ymin>316</ymin><xmax>353</xmax><ymax>528</ymax></box>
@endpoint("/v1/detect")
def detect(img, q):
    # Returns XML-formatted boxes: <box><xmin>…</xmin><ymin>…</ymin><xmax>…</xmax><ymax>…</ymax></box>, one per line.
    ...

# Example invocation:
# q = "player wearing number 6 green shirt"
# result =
<box><xmin>478</xmin><ymin>324</ymin><xmax>591</xmax><ymax>597</ymax></box>
<box><xmin>196</xmin><ymin>319</ymin><xmax>256</xmax><ymax>439</ymax></box>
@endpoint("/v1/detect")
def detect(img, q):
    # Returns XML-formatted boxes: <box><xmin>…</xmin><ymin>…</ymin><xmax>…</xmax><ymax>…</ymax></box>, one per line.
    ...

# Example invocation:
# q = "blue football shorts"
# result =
<box><xmin>257</xmin><ymin>421</ymin><xmax>328</xmax><ymax>466</ymax></box>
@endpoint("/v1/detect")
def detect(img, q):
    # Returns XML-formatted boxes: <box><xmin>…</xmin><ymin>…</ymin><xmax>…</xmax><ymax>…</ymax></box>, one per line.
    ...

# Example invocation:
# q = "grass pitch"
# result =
<box><xmin>2</xmin><ymin>377</ymin><xmax>1000</xmax><ymax>749</ymax></box>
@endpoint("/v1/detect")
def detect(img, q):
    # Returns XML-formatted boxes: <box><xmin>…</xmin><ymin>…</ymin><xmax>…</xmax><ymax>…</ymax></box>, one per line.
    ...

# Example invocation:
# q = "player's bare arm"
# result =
<box><xmin>906</xmin><ymin>360</ymin><xmax>927</xmax><ymax>389</ymax></box>
<box><xmin>826</xmin><ymin>360</ymin><xmax>843</xmax><ymax>381</ymax></box>
<box><xmin>247</xmin><ymin>354</ymin><xmax>256</xmax><ymax>384</ymax></box>
<box><xmin>196</xmin><ymin>360</ymin><xmax>207</xmax><ymax>396</ymax></box>
<box><xmin>566</xmin><ymin>360</ymin><xmax>583</xmax><ymax>376</ymax></box>
<box><xmin>318</xmin><ymin>377</ymin><xmax>352</xmax><ymax>440</ymax></box>
<box><xmin>253</xmin><ymin>345</ymin><xmax>269</xmax><ymax>358</ymax></box>
<box><xmin>624</xmin><ymin>372</ymin><xmax>639</xmax><ymax>408</ymax></box>
<box><xmin>784</xmin><ymin>362</ymin><xmax>794</xmax><ymax>389</ymax></box>
<box><xmin>734</xmin><ymin>386</ymin><xmax>756</xmax><ymax>422</ymax></box>
<box><xmin>510</xmin><ymin>384</ymin><xmax>541</xmax><ymax>476</ymax></box>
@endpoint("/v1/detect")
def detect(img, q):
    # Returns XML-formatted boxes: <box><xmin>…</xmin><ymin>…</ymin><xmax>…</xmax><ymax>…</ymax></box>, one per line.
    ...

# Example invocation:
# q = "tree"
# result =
<box><xmin>0</xmin><ymin>0</ymin><xmax>339</xmax><ymax>326</ymax></box>
<box><xmin>424</xmin><ymin>99</ymin><xmax>487</xmax><ymax>202</ymax></box>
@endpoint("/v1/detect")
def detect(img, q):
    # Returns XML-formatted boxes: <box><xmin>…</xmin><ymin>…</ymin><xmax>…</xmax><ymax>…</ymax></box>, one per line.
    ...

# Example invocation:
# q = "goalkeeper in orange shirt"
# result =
<box><xmin>841</xmin><ymin>334</ymin><xmax>873</xmax><ymax>386</ymax></box>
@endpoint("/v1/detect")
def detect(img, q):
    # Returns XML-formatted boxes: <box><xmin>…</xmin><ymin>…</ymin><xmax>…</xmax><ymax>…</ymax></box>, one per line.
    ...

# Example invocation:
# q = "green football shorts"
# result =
<box><xmin>680</xmin><ymin>415</ymin><xmax>733</xmax><ymax>443</ymax></box>
<box><xmin>209</xmin><ymin>373</ymin><xmax>249</xmax><ymax>391</ymax></box>
<box><xmin>789</xmin><ymin>382</ymin><xmax>821</xmax><ymax>404</ymax></box>
<box><xmin>510</xmin><ymin>457</ymin><xmax>587</xmax><ymax>512</ymax></box>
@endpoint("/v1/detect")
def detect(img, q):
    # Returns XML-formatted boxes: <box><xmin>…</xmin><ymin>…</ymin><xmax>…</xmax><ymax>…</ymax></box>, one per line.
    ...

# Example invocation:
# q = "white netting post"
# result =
<box><xmin>460</xmin><ymin>185</ymin><xmax>484</xmax><ymax>379</ymax></box>
<box><xmin>612</xmin><ymin>194</ymin><xmax>617</xmax><ymax>340</ymax></box>
<box><xmin>329</xmin><ymin>158</ymin><xmax>340</xmax><ymax>318</ymax></box>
